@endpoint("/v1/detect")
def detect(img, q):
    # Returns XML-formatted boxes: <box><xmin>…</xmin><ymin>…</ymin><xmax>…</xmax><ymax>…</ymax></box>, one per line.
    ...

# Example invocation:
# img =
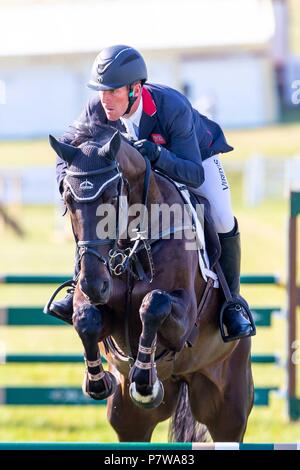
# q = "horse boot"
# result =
<box><xmin>48</xmin><ymin>247</ymin><xmax>80</xmax><ymax>325</ymax></box>
<box><xmin>218</xmin><ymin>220</ymin><xmax>256</xmax><ymax>342</ymax></box>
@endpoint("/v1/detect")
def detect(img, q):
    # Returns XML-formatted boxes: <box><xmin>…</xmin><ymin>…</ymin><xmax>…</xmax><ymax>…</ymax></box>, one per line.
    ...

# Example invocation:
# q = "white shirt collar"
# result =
<box><xmin>120</xmin><ymin>97</ymin><xmax>143</xmax><ymax>139</ymax></box>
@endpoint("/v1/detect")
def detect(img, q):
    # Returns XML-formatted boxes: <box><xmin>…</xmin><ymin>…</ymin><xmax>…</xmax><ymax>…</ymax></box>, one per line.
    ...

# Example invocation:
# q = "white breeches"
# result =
<box><xmin>192</xmin><ymin>155</ymin><xmax>235</xmax><ymax>234</ymax></box>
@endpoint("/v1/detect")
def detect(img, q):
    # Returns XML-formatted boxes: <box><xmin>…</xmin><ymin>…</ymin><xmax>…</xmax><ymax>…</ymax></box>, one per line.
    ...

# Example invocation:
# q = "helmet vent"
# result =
<box><xmin>120</xmin><ymin>53</ymin><xmax>139</xmax><ymax>66</ymax></box>
<box><xmin>97</xmin><ymin>63</ymin><xmax>107</xmax><ymax>73</ymax></box>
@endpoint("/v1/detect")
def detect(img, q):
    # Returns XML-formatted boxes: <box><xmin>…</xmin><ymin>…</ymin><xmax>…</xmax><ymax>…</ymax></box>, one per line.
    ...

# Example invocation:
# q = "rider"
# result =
<box><xmin>52</xmin><ymin>44</ymin><xmax>254</xmax><ymax>342</ymax></box>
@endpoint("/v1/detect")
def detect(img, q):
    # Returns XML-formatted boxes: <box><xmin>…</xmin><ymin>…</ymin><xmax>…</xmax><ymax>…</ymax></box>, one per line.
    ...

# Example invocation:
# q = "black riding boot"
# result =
<box><xmin>48</xmin><ymin>247</ymin><xmax>79</xmax><ymax>325</ymax></box>
<box><xmin>219</xmin><ymin>221</ymin><xmax>255</xmax><ymax>342</ymax></box>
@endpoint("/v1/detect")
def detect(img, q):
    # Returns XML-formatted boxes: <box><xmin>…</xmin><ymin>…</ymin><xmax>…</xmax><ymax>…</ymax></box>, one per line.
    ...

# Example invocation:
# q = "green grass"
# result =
<box><xmin>0</xmin><ymin>205</ymin><xmax>74</xmax><ymax>275</ymax></box>
<box><xmin>0</xmin><ymin>407</ymin><xmax>116</xmax><ymax>442</ymax></box>
<box><xmin>1</xmin><ymin>126</ymin><xmax>300</xmax><ymax>442</ymax></box>
<box><xmin>0</xmin><ymin>139</ymin><xmax>54</xmax><ymax>167</ymax></box>
<box><xmin>226</xmin><ymin>122</ymin><xmax>300</xmax><ymax>160</ymax></box>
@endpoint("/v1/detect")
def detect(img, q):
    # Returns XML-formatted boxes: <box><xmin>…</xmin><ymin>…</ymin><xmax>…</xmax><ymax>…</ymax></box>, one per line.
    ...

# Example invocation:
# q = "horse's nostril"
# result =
<box><xmin>100</xmin><ymin>280</ymin><xmax>109</xmax><ymax>295</ymax></box>
<box><xmin>79</xmin><ymin>277</ymin><xmax>110</xmax><ymax>304</ymax></box>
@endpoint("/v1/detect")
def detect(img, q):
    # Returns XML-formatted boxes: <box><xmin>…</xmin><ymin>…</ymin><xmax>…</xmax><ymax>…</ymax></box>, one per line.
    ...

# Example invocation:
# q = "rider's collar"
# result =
<box><xmin>142</xmin><ymin>87</ymin><xmax>157</xmax><ymax>117</ymax></box>
<box><xmin>121</xmin><ymin>97</ymin><xmax>143</xmax><ymax>128</ymax></box>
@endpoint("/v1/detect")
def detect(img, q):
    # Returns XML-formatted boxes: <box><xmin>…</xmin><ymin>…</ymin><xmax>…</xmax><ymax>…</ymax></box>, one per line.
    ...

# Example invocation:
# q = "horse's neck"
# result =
<box><xmin>117</xmin><ymin>142</ymin><xmax>186</xmax><ymax>242</ymax></box>
<box><xmin>117</xmin><ymin>142</ymin><xmax>183</xmax><ymax>206</ymax></box>
<box><xmin>118</xmin><ymin>143</ymin><xmax>163</xmax><ymax>206</ymax></box>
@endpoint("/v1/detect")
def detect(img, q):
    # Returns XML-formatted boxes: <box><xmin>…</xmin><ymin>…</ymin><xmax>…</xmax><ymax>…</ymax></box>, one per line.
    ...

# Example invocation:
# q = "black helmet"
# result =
<box><xmin>87</xmin><ymin>45</ymin><xmax>147</xmax><ymax>91</ymax></box>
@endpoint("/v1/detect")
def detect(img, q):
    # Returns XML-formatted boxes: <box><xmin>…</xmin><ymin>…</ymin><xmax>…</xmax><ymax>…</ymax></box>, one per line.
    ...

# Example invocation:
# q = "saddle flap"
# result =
<box><xmin>188</xmin><ymin>192</ymin><xmax>221</xmax><ymax>268</ymax></box>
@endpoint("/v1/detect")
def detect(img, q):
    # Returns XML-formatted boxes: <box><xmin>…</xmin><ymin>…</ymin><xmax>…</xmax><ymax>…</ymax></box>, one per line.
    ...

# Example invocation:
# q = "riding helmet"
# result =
<box><xmin>87</xmin><ymin>45</ymin><xmax>148</xmax><ymax>91</ymax></box>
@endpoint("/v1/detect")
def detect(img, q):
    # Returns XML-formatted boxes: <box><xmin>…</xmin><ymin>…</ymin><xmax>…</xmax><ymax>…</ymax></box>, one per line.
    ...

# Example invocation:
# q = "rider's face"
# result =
<box><xmin>99</xmin><ymin>86</ymin><xmax>130</xmax><ymax>121</ymax></box>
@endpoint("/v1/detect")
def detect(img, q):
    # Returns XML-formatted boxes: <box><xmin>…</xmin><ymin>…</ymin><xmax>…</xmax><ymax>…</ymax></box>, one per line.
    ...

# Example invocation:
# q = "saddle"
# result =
<box><xmin>188</xmin><ymin>191</ymin><xmax>221</xmax><ymax>269</ymax></box>
<box><xmin>171</xmin><ymin>179</ymin><xmax>221</xmax><ymax>286</ymax></box>
<box><xmin>121</xmin><ymin>185</ymin><xmax>222</xmax><ymax>286</ymax></box>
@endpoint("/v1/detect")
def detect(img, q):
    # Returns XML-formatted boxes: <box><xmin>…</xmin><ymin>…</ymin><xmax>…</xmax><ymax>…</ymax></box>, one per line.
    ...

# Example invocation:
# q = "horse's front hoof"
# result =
<box><xmin>82</xmin><ymin>371</ymin><xmax>118</xmax><ymax>401</ymax></box>
<box><xmin>129</xmin><ymin>379</ymin><xmax>164</xmax><ymax>409</ymax></box>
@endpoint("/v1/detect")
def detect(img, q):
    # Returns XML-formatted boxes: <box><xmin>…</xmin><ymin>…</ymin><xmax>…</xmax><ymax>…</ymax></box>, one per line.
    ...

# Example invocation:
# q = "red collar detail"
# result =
<box><xmin>142</xmin><ymin>87</ymin><xmax>157</xmax><ymax>117</ymax></box>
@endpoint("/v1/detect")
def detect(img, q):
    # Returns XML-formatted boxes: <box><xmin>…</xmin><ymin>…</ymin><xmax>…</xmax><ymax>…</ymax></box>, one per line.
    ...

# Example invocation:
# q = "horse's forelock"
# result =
<box><xmin>71</xmin><ymin>121</ymin><xmax>117</xmax><ymax>147</ymax></box>
<box><xmin>69</xmin><ymin>121</ymin><xmax>141</xmax><ymax>173</ymax></box>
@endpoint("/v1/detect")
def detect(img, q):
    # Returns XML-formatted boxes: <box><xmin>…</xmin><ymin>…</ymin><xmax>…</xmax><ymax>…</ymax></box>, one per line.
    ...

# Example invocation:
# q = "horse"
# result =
<box><xmin>49</xmin><ymin>124</ymin><xmax>254</xmax><ymax>442</ymax></box>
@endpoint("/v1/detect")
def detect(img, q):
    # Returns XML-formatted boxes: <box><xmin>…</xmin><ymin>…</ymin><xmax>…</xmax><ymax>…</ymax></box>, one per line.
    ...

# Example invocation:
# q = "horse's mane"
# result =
<box><xmin>70</xmin><ymin>120</ymin><xmax>127</xmax><ymax>148</ymax></box>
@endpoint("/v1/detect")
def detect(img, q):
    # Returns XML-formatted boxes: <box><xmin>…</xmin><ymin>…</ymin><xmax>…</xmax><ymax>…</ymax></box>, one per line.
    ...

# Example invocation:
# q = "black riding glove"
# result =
<box><xmin>133</xmin><ymin>139</ymin><xmax>161</xmax><ymax>163</ymax></box>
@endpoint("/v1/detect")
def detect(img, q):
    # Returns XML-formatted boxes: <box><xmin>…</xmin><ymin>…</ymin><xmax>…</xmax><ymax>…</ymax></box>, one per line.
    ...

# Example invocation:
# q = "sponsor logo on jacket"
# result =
<box><xmin>151</xmin><ymin>134</ymin><xmax>166</xmax><ymax>145</ymax></box>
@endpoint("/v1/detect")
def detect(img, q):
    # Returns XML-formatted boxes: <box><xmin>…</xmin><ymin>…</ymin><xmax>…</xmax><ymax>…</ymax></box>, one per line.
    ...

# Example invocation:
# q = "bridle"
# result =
<box><xmin>64</xmin><ymin>156</ymin><xmax>153</xmax><ymax>280</ymax></box>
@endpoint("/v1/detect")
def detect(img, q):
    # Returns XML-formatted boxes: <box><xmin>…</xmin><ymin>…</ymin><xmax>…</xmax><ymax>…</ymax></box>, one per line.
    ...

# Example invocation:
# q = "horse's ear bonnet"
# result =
<box><xmin>58</xmin><ymin>135</ymin><xmax>121</xmax><ymax>202</ymax></box>
<box><xmin>98</xmin><ymin>131</ymin><xmax>121</xmax><ymax>161</ymax></box>
<box><xmin>49</xmin><ymin>135</ymin><xmax>78</xmax><ymax>164</ymax></box>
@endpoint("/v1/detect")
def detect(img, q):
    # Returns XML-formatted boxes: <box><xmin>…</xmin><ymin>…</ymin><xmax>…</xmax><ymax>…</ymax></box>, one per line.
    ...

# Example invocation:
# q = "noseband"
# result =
<box><xmin>77</xmin><ymin>239</ymin><xmax>112</xmax><ymax>267</ymax></box>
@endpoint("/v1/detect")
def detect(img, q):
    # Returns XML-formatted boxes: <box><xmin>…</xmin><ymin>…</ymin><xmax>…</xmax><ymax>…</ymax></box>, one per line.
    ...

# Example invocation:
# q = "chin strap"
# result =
<box><xmin>123</xmin><ymin>85</ymin><xmax>137</xmax><ymax>116</ymax></box>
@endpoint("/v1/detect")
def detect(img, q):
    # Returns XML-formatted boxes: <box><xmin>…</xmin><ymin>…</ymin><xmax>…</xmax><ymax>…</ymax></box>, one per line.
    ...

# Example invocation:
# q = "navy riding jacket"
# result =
<box><xmin>56</xmin><ymin>83</ymin><xmax>233</xmax><ymax>190</ymax></box>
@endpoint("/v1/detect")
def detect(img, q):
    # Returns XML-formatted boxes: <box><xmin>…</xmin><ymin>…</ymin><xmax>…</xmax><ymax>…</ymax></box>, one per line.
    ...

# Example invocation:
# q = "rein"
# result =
<box><xmin>108</xmin><ymin>157</ymin><xmax>154</xmax><ymax>281</ymax></box>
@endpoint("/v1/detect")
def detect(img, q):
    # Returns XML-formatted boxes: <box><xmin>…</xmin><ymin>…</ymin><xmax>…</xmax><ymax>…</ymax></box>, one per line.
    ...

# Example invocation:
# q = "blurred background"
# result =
<box><xmin>0</xmin><ymin>0</ymin><xmax>300</xmax><ymax>443</ymax></box>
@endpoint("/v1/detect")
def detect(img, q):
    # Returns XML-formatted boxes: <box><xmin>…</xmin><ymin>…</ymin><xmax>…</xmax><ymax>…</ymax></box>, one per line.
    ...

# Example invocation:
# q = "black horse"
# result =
<box><xmin>48</xmin><ymin>125</ymin><xmax>254</xmax><ymax>442</ymax></box>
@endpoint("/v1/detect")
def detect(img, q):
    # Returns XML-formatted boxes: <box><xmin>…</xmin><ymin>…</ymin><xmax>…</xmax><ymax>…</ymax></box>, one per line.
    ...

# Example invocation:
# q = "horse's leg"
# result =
<box><xmin>129</xmin><ymin>289</ymin><xmax>193</xmax><ymax>408</ymax></box>
<box><xmin>107</xmin><ymin>371</ymin><xmax>181</xmax><ymax>442</ymax></box>
<box><xmin>205</xmin><ymin>341</ymin><xmax>254</xmax><ymax>442</ymax></box>
<box><xmin>73</xmin><ymin>301</ymin><xmax>118</xmax><ymax>401</ymax></box>
<box><xmin>188</xmin><ymin>340</ymin><xmax>254</xmax><ymax>442</ymax></box>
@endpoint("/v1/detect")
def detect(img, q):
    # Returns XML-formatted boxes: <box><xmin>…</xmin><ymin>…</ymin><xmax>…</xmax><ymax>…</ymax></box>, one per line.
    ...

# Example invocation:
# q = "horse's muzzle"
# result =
<box><xmin>79</xmin><ymin>277</ymin><xmax>111</xmax><ymax>305</ymax></box>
